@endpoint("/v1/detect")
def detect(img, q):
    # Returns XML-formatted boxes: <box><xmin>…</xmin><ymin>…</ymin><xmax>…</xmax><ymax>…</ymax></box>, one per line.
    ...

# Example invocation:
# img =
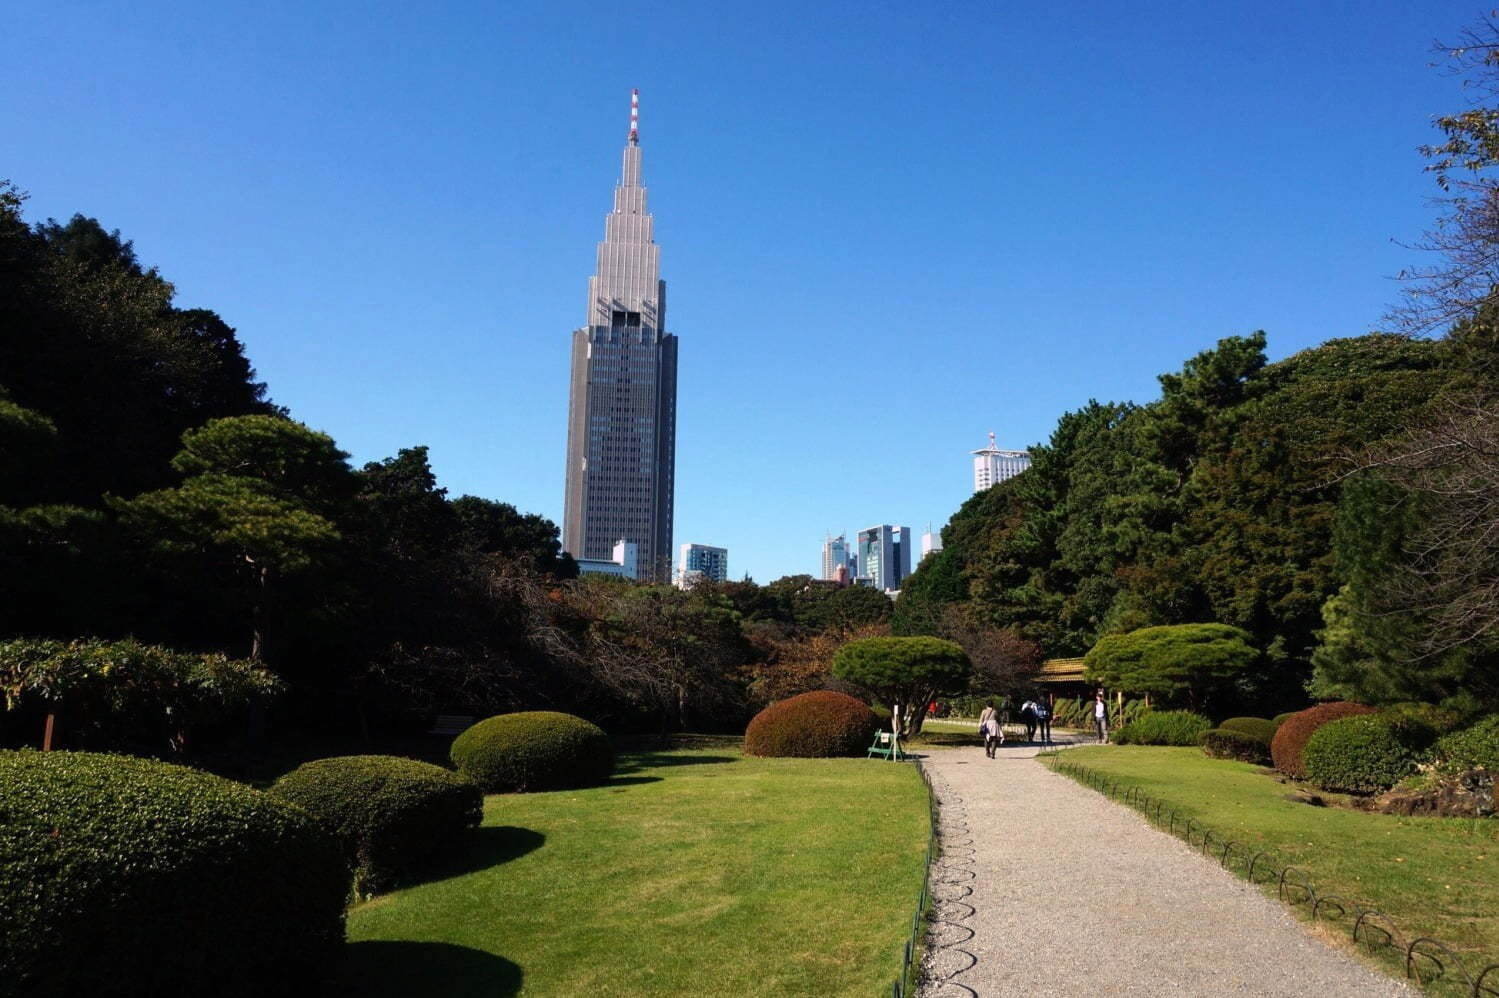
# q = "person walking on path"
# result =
<box><xmin>1036</xmin><ymin>694</ymin><xmax>1053</xmax><ymax>744</ymax></box>
<box><xmin>1020</xmin><ymin>698</ymin><xmax>1039</xmax><ymax>742</ymax></box>
<box><xmin>1093</xmin><ymin>689</ymin><xmax>1109</xmax><ymax>743</ymax></box>
<box><xmin>978</xmin><ymin>701</ymin><xmax>1002</xmax><ymax>757</ymax></box>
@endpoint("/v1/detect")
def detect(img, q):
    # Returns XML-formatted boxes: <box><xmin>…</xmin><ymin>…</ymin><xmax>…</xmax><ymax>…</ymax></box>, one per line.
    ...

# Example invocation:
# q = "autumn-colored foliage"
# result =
<box><xmin>1270</xmin><ymin>701</ymin><xmax>1377</xmax><ymax>779</ymax></box>
<box><xmin>743</xmin><ymin>691</ymin><xmax>879</xmax><ymax>758</ymax></box>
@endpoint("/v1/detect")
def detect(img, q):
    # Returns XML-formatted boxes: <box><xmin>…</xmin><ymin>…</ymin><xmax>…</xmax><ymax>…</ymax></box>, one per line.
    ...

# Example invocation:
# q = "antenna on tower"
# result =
<box><xmin>629</xmin><ymin>89</ymin><xmax>639</xmax><ymax>144</ymax></box>
<box><xmin>988</xmin><ymin>430</ymin><xmax>997</xmax><ymax>450</ymax></box>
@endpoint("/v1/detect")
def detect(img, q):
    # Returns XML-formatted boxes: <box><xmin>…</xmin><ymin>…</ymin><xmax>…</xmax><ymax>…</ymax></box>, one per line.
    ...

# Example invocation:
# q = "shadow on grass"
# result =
<box><xmin>604</xmin><ymin>775</ymin><xmax>663</xmax><ymax>787</ymax></box>
<box><xmin>420</xmin><ymin>825</ymin><xmax>546</xmax><ymax>885</ymax></box>
<box><xmin>616</xmin><ymin>752</ymin><xmax>739</xmax><ymax>772</ymax></box>
<box><xmin>339</xmin><ymin>940</ymin><xmax>522</xmax><ymax>997</ymax></box>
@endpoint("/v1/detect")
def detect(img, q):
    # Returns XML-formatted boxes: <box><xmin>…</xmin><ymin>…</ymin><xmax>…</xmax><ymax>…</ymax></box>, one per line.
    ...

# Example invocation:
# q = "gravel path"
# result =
<box><xmin>917</xmin><ymin>741</ymin><xmax>1409</xmax><ymax>997</ymax></box>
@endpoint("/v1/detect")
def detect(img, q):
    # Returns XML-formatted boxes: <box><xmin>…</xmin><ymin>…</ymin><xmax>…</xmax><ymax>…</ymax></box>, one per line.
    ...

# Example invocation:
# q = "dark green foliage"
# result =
<box><xmin>0</xmin><ymin>750</ymin><xmax>346</xmax><ymax>998</ymax></box>
<box><xmin>743</xmin><ymin>691</ymin><xmax>879</xmax><ymax>758</ymax></box>
<box><xmin>450</xmin><ymin>711</ymin><xmax>613</xmax><ymax>793</ymax></box>
<box><xmin>270</xmin><ymin>755</ymin><xmax>481</xmax><ymax>896</ymax></box>
<box><xmin>1218</xmin><ymin>717</ymin><xmax>1278</xmax><ymax>743</ymax></box>
<box><xmin>831</xmin><ymin>636</ymin><xmax>970</xmax><ymax>733</ymax></box>
<box><xmin>1271</xmin><ymin>702</ymin><xmax>1377</xmax><ymax>779</ymax></box>
<box><xmin>1272</xmin><ymin>712</ymin><xmax>1297</xmax><ymax>727</ymax></box>
<box><xmin>1433</xmin><ymin>715</ymin><xmax>1499</xmax><ymax>773</ymax></box>
<box><xmin>1112</xmin><ymin>709</ymin><xmax>1212</xmax><ymax>746</ymax></box>
<box><xmin>0</xmin><ymin>637</ymin><xmax>281</xmax><ymax>751</ymax></box>
<box><xmin>1084</xmin><ymin>623</ymin><xmax>1258</xmax><ymax>710</ymax></box>
<box><xmin>1304</xmin><ymin>716</ymin><xmax>1422</xmax><ymax>794</ymax></box>
<box><xmin>1201</xmin><ymin>728</ymin><xmax>1272</xmax><ymax>764</ymax></box>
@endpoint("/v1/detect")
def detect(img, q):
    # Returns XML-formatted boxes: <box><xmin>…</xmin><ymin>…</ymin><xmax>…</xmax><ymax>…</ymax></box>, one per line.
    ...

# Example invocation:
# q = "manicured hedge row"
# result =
<box><xmin>1271</xmin><ymin>702</ymin><xmax>1376</xmax><ymax>780</ymax></box>
<box><xmin>1219</xmin><ymin>716</ymin><xmax>1279</xmax><ymax>743</ymax></box>
<box><xmin>1434</xmin><ymin>715</ymin><xmax>1499</xmax><ymax>774</ymax></box>
<box><xmin>1303</xmin><ymin>716</ymin><xmax>1421</xmax><ymax>794</ymax></box>
<box><xmin>1114</xmin><ymin>710</ymin><xmax>1212</xmax><ymax>746</ymax></box>
<box><xmin>270</xmin><ymin>755</ymin><xmax>482</xmax><ymax>897</ymax></box>
<box><xmin>1200</xmin><ymin>728</ymin><xmax>1272</xmax><ymax>764</ymax></box>
<box><xmin>0</xmin><ymin>750</ymin><xmax>346</xmax><ymax>998</ymax></box>
<box><xmin>451</xmin><ymin>711</ymin><xmax>614</xmax><ymax>793</ymax></box>
<box><xmin>744</xmin><ymin>691</ymin><xmax>879</xmax><ymax>758</ymax></box>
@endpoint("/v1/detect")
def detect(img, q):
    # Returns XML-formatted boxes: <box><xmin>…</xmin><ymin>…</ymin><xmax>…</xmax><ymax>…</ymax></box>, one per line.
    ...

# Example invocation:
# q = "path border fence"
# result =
<box><xmin>1041</xmin><ymin>752</ymin><xmax>1499</xmax><ymax>997</ymax></box>
<box><xmin>889</xmin><ymin>758</ymin><xmax>938</xmax><ymax>998</ymax></box>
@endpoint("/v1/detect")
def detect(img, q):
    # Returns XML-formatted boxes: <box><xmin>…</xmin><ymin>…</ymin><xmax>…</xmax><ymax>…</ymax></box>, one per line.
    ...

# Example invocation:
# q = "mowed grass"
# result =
<box><xmin>1057</xmin><ymin>747</ymin><xmax>1499</xmax><ymax>988</ymax></box>
<box><xmin>341</xmin><ymin>748</ymin><xmax>929</xmax><ymax>997</ymax></box>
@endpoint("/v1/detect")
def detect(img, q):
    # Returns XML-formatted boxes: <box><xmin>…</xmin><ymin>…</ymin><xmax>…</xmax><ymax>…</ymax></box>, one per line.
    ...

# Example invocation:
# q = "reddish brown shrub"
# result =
<box><xmin>1271</xmin><ymin>701</ymin><xmax>1377</xmax><ymax>779</ymax></box>
<box><xmin>743</xmin><ymin>691</ymin><xmax>879</xmax><ymax>758</ymax></box>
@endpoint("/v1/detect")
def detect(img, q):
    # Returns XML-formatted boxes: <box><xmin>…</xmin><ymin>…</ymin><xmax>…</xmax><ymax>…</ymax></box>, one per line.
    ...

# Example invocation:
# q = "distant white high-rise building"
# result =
<box><xmin>576</xmin><ymin>539</ymin><xmax>639</xmax><ymax>579</ymax></box>
<box><xmin>821</xmin><ymin>533</ymin><xmax>850</xmax><ymax>580</ymax></box>
<box><xmin>676</xmin><ymin>543</ymin><xmax>728</xmax><ymax>588</ymax></box>
<box><xmin>857</xmin><ymin>524</ymin><xmax>912</xmax><ymax>592</ymax></box>
<box><xmin>921</xmin><ymin>526</ymin><xmax>943</xmax><ymax>561</ymax></box>
<box><xmin>972</xmin><ymin>431</ymin><xmax>1031</xmax><ymax>493</ymax></box>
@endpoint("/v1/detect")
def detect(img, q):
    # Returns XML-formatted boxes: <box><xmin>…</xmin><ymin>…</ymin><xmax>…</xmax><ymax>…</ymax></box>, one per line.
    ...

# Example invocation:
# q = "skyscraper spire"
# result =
<box><xmin>629</xmin><ymin>88</ymin><xmax>639</xmax><ymax>145</ymax></box>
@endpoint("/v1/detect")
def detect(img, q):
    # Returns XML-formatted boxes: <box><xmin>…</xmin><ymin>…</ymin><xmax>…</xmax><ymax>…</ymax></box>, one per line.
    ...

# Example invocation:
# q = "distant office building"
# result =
<box><xmin>676</xmin><ymin>543</ymin><xmax>727</xmax><ymax>588</ymax></box>
<box><xmin>972</xmin><ymin>431</ymin><xmax>1031</xmax><ymax>493</ymax></box>
<box><xmin>562</xmin><ymin>90</ymin><xmax>678</xmax><ymax>583</ymax></box>
<box><xmin>576</xmin><ymin>539</ymin><xmax>638</xmax><ymax>580</ymax></box>
<box><xmin>857</xmin><ymin>525</ymin><xmax>912</xmax><ymax>593</ymax></box>
<box><xmin>821</xmin><ymin>533</ymin><xmax>851</xmax><ymax>580</ymax></box>
<box><xmin>921</xmin><ymin>526</ymin><xmax>943</xmax><ymax>561</ymax></box>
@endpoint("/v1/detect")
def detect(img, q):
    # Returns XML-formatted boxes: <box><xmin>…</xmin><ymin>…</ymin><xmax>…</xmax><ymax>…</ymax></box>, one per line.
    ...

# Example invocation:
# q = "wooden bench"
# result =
<box><xmin>866</xmin><ymin>730</ymin><xmax>906</xmax><ymax>761</ymax></box>
<box><xmin>428</xmin><ymin>714</ymin><xmax>475</xmax><ymax>736</ymax></box>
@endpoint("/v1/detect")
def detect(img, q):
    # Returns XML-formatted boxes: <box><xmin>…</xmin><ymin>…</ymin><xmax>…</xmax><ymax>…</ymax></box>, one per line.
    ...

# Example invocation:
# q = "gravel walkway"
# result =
<box><xmin>917</xmin><ymin>741</ymin><xmax>1410</xmax><ymax>997</ymax></box>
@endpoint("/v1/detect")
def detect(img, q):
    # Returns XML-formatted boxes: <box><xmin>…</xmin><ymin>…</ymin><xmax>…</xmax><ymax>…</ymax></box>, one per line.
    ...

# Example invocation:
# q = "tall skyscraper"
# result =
<box><xmin>972</xmin><ymin>431</ymin><xmax>1031</xmax><ymax>493</ymax></box>
<box><xmin>857</xmin><ymin>525</ymin><xmax>912</xmax><ymax>592</ymax></box>
<box><xmin>921</xmin><ymin>525</ymin><xmax>943</xmax><ymax>561</ymax></box>
<box><xmin>563</xmin><ymin>91</ymin><xmax>679</xmax><ymax>583</ymax></box>
<box><xmin>821</xmin><ymin>533</ymin><xmax>850</xmax><ymax>580</ymax></box>
<box><xmin>676</xmin><ymin>543</ymin><xmax>728</xmax><ymax>588</ymax></box>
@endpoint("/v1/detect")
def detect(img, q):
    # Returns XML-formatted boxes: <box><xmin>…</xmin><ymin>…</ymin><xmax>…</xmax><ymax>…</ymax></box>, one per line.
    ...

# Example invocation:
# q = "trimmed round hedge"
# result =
<box><xmin>1200</xmin><ymin>728</ymin><xmax>1272</xmax><ymax>765</ymax></box>
<box><xmin>1271</xmin><ymin>701</ymin><xmax>1376</xmax><ymax>780</ymax></box>
<box><xmin>451</xmin><ymin>711</ymin><xmax>614</xmax><ymax>793</ymax></box>
<box><xmin>1304</xmin><ymin>716</ymin><xmax>1421</xmax><ymax>794</ymax></box>
<box><xmin>0</xmin><ymin>750</ymin><xmax>346</xmax><ymax>998</ymax></box>
<box><xmin>1218</xmin><ymin>717</ymin><xmax>1278</xmax><ymax>743</ymax></box>
<box><xmin>270</xmin><ymin>755</ymin><xmax>482</xmax><ymax>896</ymax></box>
<box><xmin>1434</xmin><ymin>714</ymin><xmax>1499</xmax><ymax>774</ymax></box>
<box><xmin>744</xmin><ymin>691</ymin><xmax>879</xmax><ymax>758</ymax></box>
<box><xmin>1113</xmin><ymin>710</ymin><xmax>1212</xmax><ymax>746</ymax></box>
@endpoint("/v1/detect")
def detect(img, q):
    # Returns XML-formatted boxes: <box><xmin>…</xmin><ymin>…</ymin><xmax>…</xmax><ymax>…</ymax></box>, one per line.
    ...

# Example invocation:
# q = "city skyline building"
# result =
<box><xmin>857</xmin><ymin>524</ymin><xmax>912</xmax><ymax>593</ymax></box>
<box><xmin>972</xmin><ymin>431</ymin><xmax>1031</xmax><ymax>493</ymax></box>
<box><xmin>921</xmin><ymin>525</ymin><xmax>942</xmax><ymax>561</ymax></box>
<box><xmin>562</xmin><ymin>90</ymin><xmax>679</xmax><ymax>584</ymax></box>
<box><xmin>821</xmin><ymin>533</ymin><xmax>850</xmax><ymax>580</ymax></box>
<box><xmin>575</xmin><ymin>539</ymin><xmax>638</xmax><ymax>580</ymax></box>
<box><xmin>676</xmin><ymin>543</ymin><xmax>728</xmax><ymax>588</ymax></box>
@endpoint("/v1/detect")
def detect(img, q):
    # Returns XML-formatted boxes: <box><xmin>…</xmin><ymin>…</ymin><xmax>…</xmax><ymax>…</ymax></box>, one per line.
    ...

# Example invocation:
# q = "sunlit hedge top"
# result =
<box><xmin>830</xmin><ymin>636</ymin><xmax>970</xmax><ymax>693</ymax></box>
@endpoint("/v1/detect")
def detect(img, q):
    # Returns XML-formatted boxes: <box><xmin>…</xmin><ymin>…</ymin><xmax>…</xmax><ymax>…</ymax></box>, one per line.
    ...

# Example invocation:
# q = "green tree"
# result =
<box><xmin>1084</xmin><ymin>623</ymin><xmax>1258</xmax><ymax>712</ymax></box>
<box><xmin>115</xmin><ymin>416</ymin><xmax>352</xmax><ymax>662</ymax></box>
<box><xmin>831</xmin><ymin>636</ymin><xmax>970</xmax><ymax>735</ymax></box>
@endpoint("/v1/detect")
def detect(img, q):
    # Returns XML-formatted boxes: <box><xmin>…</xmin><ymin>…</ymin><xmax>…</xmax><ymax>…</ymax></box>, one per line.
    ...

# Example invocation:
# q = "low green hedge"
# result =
<box><xmin>451</xmin><ymin>711</ymin><xmax>614</xmax><ymax>793</ymax></box>
<box><xmin>744</xmin><ymin>691</ymin><xmax>879</xmax><ymax>758</ymax></box>
<box><xmin>1433</xmin><ymin>715</ymin><xmax>1499</xmax><ymax>774</ymax></box>
<box><xmin>1218</xmin><ymin>716</ymin><xmax>1278</xmax><ymax>743</ymax></box>
<box><xmin>1303</xmin><ymin>715</ymin><xmax>1422</xmax><ymax>794</ymax></box>
<box><xmin>1200</xmin><ymin>728</ymin><xmax>1272</xmax><ymax>764</ymax></box>
<box><xmin>1270</xmin><ymin>701</ymin><xmax>1376</xmax><ymax>780</ymax></box>
<box><xmin>1114</xmin><ymin>710</ymin><xmax>1212</xmax><ymax>746</ymax></box>
<box><xmin>0</xmin><ymin>750</ymin><xmax>346</xmax><ymax>998</ymax></box>
<box><xmin>270</xmin><ymin>755</ymin><xmax>482</xmax><ymax>897</ymax></box>
<box><xmin>1272</xmin><ymin>712</ymin><xmax>1298</xmax><ymax>727</ymax></box>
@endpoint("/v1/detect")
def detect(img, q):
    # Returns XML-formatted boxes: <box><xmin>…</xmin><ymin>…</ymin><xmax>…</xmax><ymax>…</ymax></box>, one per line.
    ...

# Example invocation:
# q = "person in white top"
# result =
<box><xmin>978</xmin><ymin>700</ymin><xmax>1002</xmax><ymax>758</ymax></box>
<box><xmin>1093</xmin><ymin>689</ymin><xmax>1109</xmax><ymax>744</ymax></box>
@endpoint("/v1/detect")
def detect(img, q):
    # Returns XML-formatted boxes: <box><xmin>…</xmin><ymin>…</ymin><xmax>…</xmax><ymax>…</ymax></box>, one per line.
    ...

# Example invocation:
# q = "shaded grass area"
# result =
<box><xmin>1054</xmin><ymin>746</ymin><xmax>1499</xmax><ymax>993</ymax></box>
<box><xmin>343</xmin><ymin>748</ymin><xmax>929</xmax><ymax>997</ymax></box>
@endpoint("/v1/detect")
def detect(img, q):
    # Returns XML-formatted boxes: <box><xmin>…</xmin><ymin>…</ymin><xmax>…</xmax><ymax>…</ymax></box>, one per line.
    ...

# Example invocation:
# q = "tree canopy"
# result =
<box><xmin>831</xmin><ymin>636</ymin><xmax>970</xmax><ymax>734</ymax></box>
<box><xmin>1084</xmin><ymin>623</ymin><xmax>1258</xmax><ymax>711</ymax></box>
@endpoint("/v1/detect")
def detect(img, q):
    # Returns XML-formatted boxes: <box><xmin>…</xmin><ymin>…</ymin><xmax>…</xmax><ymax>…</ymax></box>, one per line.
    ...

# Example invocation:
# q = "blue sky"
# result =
<box><xmin>3</xmin><ymin>0</ymin><xmax>1483</xmax><ymax>581</ymax></box>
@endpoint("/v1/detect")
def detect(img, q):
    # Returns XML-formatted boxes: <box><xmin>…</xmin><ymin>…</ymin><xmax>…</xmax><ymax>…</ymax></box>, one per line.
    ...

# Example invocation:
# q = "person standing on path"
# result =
<box><xmin>1020</xmin><ymin>698</ymin><xmax>1039</xmax><ymax>742</ymax></box>
<box><xmin>1037</xmin><ymin>694</ymin><xmax>1053</xmax><ymax>744</ymax></box>
<box><xmin>1093</xmin><ymin>689</ymin><xmax>1109</xmax><ymax>743</ymax></box>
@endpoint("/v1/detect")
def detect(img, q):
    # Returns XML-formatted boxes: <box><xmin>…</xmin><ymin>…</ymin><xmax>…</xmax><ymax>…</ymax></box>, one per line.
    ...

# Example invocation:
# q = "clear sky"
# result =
<box><xmin>2</xmin><ymin>0</ymin><xmax>1483</xmax><ymax>582</ymax></box>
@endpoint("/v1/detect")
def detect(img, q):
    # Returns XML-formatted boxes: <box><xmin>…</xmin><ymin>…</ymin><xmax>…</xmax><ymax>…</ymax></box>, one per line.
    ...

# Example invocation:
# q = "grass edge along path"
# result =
<box><xmin>345</xmin><ymin>747</ymin><xmax>931</xmax><ymax>997</ymax></box>
<box><xmin>1043</xmin><ymin>747</ymin><xmax>1499</xmax><ymax>997</ymax></box>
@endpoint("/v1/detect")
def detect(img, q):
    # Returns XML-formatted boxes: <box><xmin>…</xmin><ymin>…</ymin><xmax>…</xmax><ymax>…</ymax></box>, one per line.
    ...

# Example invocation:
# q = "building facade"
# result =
<box><xmin>857</xmin><ymin>524</ymin><xmax>912</xmax><ymax>592</ymax></box>
<box><xmin>971</xmin><ymin>431</ymin><xmax>1031</xmax><ymax>493</ymax></box>
<box><xmin>821</xmin><ymin>533</ymin><xmax>850</xmax><ymax>580</ymax></box>
<box><xmin>563</xmin><ymin>90</ymin><xmax>679</xmax><ymax>583</ymax></box>
<box><xmin>921</xmin><ymin>526</ymin><xmax>943</xmax><ymax>561</ymax></box>
<box><xmin>575</xmin><ymin>539</ymin><xmax>639</xmax><ymax>580</ymax></box>
<box><xmin>676</xmin><ymin>543</ymin><xmax>728</xmax><ymax>588</ymax></box>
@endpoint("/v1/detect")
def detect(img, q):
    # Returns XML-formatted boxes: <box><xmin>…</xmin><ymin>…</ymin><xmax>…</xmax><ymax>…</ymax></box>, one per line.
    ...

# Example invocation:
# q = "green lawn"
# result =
<box><xmin>1054</xmin><ymin>746</ymin><xmax>1499</xmax><ymax>992</ymax></box>
<box><xmin>341</xmin><ymin>748</ymin><xmax>929</xmax><ymax>997</ymax></box>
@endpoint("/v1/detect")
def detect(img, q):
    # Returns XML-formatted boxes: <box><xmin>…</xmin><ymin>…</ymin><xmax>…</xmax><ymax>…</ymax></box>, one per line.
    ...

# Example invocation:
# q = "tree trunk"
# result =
<box><xmin>250</xmin><ymin>563</ymin><xmax>269</xmax><ymax>663</ymax></box>
<box><xmin>42</xmin><ymin>711</ymin><xmax>57</xmax><ymax>751</ymax></box>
